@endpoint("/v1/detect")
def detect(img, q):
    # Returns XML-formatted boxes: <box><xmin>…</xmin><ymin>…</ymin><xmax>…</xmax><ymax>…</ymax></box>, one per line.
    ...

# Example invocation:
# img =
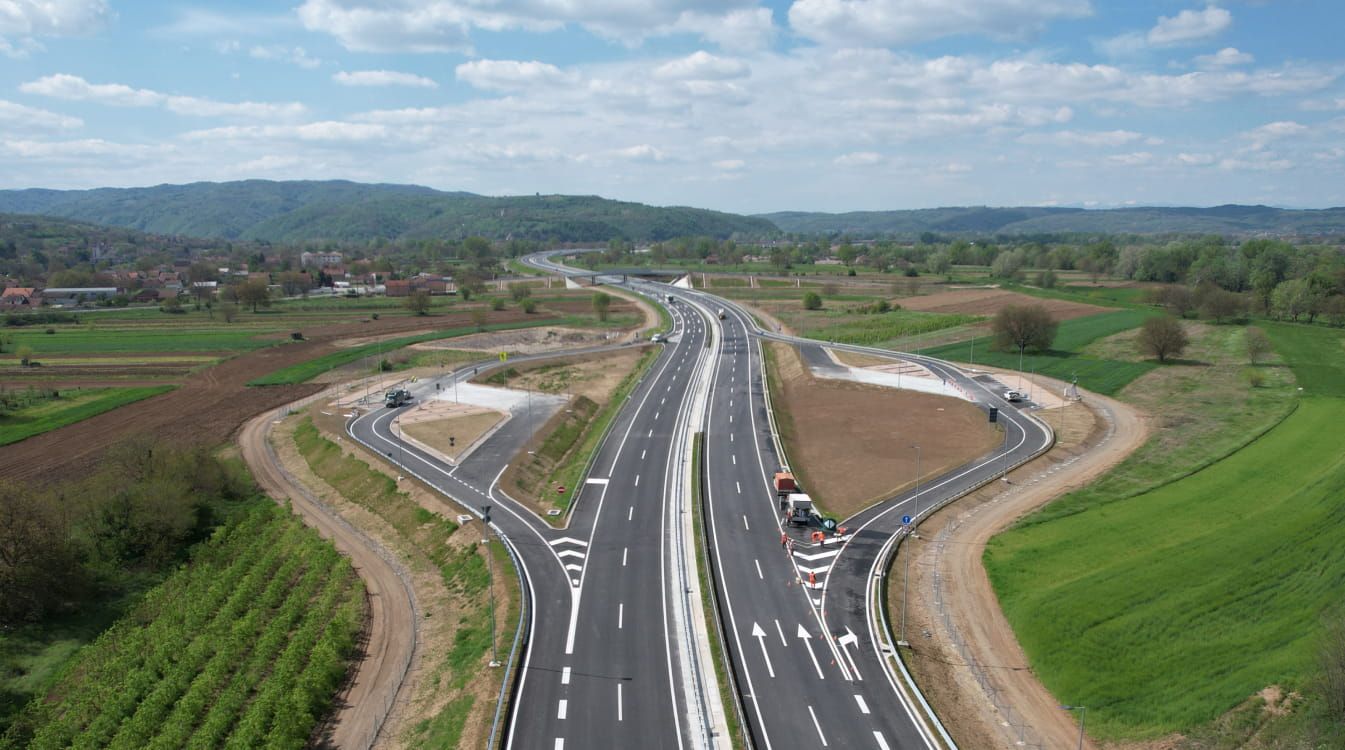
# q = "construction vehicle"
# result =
<box><xmin>784</xmin><ymin>493</ymin><xmax>815</xmax><ymax>526</ymax></box>
<box><xmin>773</xmin><ymin>471</ymin><xmax>798</xmax><ymax>497</ymax></box>
<box><xmin>384</xmin><ymin>388</ymin><xmax>412</xmax><ymax>408</ymax></box>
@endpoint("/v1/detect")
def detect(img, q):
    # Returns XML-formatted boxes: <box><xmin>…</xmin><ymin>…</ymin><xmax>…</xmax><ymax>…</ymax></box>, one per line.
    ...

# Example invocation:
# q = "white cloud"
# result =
<box><xmin>1195</xmin><ymin>47</ymin><xmax>1252</xmax><ymax>69</ymax></box>
<box><xmin>1105</xmin><ymin>151</ymin><xmax>1153</xmax><ymax>166</ymax></box>
<box><xmin>0</xmin><ymin>0</ymin><xmax>110</xmax><ymax>57</ymax></box>
<box><xmin>151</xmin><ymin>8</ymin><xmax>295</xmax><ymax>37</ymax></box>
<box><xmin>183</xmin><ymin>122</ymin><xmax>391</xmax><ymax>143</ymax></box>
<box><xmin>334</xmin><ymin>70</ymin><xmax>439</xmax><ymax>89</ymax></box>
<box><xmin>296</xmin><ymin>0</ymin><xmax>765</xmax><ymax>52</ymax></box>
<box><xmin>1019</xmin><ymin>129</ymin><xmax>1143</xmax><ymax>147</ymax></box>
<box><xmin>788</xmin><ymin>0</ymin><xmax>1091</xmax><ymax>47</ymax></box>
<box><xmin>834</xmin><ymin>151</ymin><xmax>884</xmax><ymax>166</ymax></box>
<box><xmin>713</xmin><ymin>159</ymin><xmax>745</xmax><ymax>170</ymax></box>
<box><xmin>613</xmin><ymin>144</ymin><xmax>667</xmax><ymax>162</ymax></box>
<box><xmin>456</xmin><ymin>59</ymin><xmax>574</xmax><ymax>91</ymax></box>
<box><xmin>1148</xmin><ymin>5</ymin><xmax>1231</xmax><ymax>47</ymax></box>
<box><xmin>654</xmin><ymin>51</ymin><xmax>749</xmax><ymax>81</ymax></box>
<box><xmin>0</xmin><ymin>138</ymin><xmax>158</xmax><ymax>160</ymax></box>
<box><xmin>0</xmin><ymin>99</ymin><xmax>82</xmax><ymax>130</ymax></box>
<box><xmin>19</xmin><ymin>74</ymin><xmax>306</xmax><ymax>120</ymax></box>
<box><xmin>249</xmin><ymin>45</ymin><xmax>322</xmax><ymax>69</ymax></box>
<box><xmin>1176</xmin><ymin>152</ymin><xmax>1217</xmax><ymax>166</ymax></box>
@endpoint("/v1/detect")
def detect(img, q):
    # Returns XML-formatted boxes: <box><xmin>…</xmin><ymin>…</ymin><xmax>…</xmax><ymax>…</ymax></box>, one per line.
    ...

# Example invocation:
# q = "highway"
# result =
<box><xmin>347</xmin><ymin>286</ymin><xmax>717</xmax><ymax>749</ymax></box>
<box><xmin>353</xmin><ymin>249</ymin><xmax>1055</xmax><ymax>749</ymax></box>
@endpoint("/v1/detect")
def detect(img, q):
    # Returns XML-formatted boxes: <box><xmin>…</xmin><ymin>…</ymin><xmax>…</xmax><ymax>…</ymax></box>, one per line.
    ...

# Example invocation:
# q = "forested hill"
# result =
<box><xmin>0</xmin><ymin>180</ymin><xmax>777</xmax><ymax>243</ymax></box>
<box><xmin>759</xmin><ymin>205</ymin><xmax>1345</xmax><ymax>237</ymax></box>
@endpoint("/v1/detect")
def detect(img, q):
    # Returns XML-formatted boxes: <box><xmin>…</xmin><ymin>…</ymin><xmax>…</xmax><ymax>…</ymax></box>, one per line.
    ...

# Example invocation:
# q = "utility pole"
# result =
<box><xmin>911</xmin><ymin>444</ymin><xmax>922</xmax><ymax>530</ymax></box>
<box><xmin>898</xmin><ymin>534</ymin><xmax>911</xmax><ymax>648</ymax></box>
<box><xmin>481</xmin><ymin>505</ymin><xmax>500</xmax><ymax>667</ymax></box>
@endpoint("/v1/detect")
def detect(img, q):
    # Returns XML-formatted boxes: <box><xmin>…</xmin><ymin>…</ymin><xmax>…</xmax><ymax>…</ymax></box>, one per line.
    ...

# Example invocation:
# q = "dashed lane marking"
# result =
<box><xmin>854</xmin><ymin>695</ymin><xmax>870</xmax><ymax>714</ymax></box>
<box><xmin>754</xmin><ymin>559</ymin><xmax>763</xmax><ymax>579</ymax></box>
<box><xmin>558</xmin><ymin>700</ymin><xmax>568</xmax><ymax>720</ymax></box>
<box><xmin>561</xmin><ymin>667</ymin><xmax>571</xmax><ymax>685</ymax></box>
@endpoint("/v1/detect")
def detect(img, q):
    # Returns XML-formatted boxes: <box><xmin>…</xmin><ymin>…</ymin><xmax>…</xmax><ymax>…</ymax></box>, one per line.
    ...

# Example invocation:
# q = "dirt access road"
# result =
<box><xmin>0</xmin><ymin>309</ymin><xmax>537</xmax><ymax>484</ymax></box>
<box><xmin>240</xmin><ymin>403</ymin><xmax>416</xmax><ymax>750</ymax></box>
<box><xmin>900</xmin><ymin>370</ymin><xmax>1149</xmax><ymax>750</ymax></box>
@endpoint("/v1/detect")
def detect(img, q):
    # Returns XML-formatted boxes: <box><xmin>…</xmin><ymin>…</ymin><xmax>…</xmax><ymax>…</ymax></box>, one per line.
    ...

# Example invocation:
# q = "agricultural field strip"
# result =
<box><xmin>0</xmin><ymin>386</ymin><xmax>175</xmax><ymax>446</ymax></box>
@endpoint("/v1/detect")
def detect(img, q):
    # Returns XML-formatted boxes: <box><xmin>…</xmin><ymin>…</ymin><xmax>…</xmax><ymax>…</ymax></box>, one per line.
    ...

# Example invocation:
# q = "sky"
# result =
<box><xmin>1</xmin><ymin>1</ymin><xmax>1343</xmax><ymax>214</ymax></box>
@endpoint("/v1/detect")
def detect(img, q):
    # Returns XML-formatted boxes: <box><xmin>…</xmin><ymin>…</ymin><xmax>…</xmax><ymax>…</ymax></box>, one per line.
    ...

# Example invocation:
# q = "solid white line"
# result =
<box><xmin>873</xmin><ymin>731</ymin><xmax>890</xmax><ymax>750</ymax></box>
<box><xmin>755</xmin><ymin>559</ymin><xmax>764</xmax><ymax>579</ymax></box>
<box><xmin>558</xmin><ymin>699</ymin><xmax>568</xmax><ymax>720</ymax></box>
<box><xmin>799</xmin><ymin>624</ymin><xmax>825</xmax><ymax>679</ymax></box>
<box><xmin>628</xmin><ymin>505</ymin><xmax>634</xmax><ymax>521</ymax></box>
<box><xmin>622</xmin><ymin>547</ymin><xmax>628</xmax><ymax>566</ymax></box>
<box><xmin>855</xmin><ymin>694</ymin><xmax>871</xmax><ymax>714</ymax></box>
<box><xmin>807</xmin><ymin>706</ymin><xmax>828</xmax><ymax>747</ymax></box>
<box><xmin>618</xmin><ymin>682</ymin><xmax>624</xmax><ymax>722</ymax></box>
<box><xmin>561</xmin><ymin>667</ymin><xmax>571</xmax><ymax>685</ymax></box>
<box><xmin>742</xmin><ymin>514</ymin><xmax>750</xmax><ymax>530</ymax></box>
<box><xmin>618</xmin><ymin>602</ymin><xmax>624</xmax><ymax>629</ymax></box>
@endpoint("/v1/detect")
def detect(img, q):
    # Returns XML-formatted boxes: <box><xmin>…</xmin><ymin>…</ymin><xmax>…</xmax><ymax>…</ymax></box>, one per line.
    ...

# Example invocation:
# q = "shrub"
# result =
<box><xmin>802</xmin><ymin>292</ymin><xmax>822</xmax><ymax>310</ymax></box>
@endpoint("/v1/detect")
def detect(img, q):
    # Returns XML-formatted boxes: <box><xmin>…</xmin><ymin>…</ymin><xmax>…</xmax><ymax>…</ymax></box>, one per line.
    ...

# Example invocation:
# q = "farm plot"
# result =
<box><xmin>0</xmin><ymin>386</ymin><xmax>174</xmax><ymax>446</ymax></box>
<box><xmin>0</xmin><ymin>503</ymin><xmax>365</xmax><ymax>750</ymax></box>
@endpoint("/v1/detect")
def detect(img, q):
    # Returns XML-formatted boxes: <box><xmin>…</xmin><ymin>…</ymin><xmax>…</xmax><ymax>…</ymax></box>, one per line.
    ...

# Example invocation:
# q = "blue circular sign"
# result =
<box><xmin>902</xmin><ymin>515</ymin><xmax>912</xmax><ymax>525</ymax></box>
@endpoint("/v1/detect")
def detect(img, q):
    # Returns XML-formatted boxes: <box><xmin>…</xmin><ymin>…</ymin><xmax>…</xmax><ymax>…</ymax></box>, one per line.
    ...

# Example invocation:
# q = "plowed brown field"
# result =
<box><xmin>900</xmin><ymin>288</ymin><xmax>1107</xmax><ymax>320</ymax></box>
<box><xmin>0</xmin><ymin>309</ymin><xmax>541</xmax><ymax>485</ymax></box>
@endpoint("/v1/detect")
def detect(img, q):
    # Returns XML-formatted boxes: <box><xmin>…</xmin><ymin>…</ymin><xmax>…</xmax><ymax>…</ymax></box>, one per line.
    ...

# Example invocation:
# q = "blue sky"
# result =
<box><xmin>1</xmin><ymin>1</ymin><xmax>1343</xmax><ymax>214</ymax></box>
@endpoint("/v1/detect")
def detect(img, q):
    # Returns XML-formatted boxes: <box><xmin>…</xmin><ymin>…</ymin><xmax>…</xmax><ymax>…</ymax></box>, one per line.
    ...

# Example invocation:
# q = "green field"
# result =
<box><xmin>1</xmin><ymin>503</ymin><xmax>365</xmax><ymax>750</ymax></box>
<box><xmin>923</xmin><ymin>309</ymin><xmax>1159</xmax><ymax>395</ymax></box>
<box><xmin>0</xmin><ymin>386</ymin><xmax>175</xmax><ymax>445</ymax></box>
<box><xmin>985</xmin><ymin>321</ymin><xmax>1345</xmax><ymax>741</ymax></box>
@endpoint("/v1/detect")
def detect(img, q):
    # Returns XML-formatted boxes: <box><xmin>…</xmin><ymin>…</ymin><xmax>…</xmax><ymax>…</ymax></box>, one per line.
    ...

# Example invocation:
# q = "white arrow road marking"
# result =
<box><xmin>797</xmin><ymin>624</ymin><xmax>825</xmax><ymax>679</ymax></box>
<box><xmin>751</xmin><ymin>622</ymin><xmax>775</xmax><ymax>678</ymax></box>
<box><xmin>837</xmin><ymin>627</ymin><xmax>863</xmax><ymax>681</ymax></box>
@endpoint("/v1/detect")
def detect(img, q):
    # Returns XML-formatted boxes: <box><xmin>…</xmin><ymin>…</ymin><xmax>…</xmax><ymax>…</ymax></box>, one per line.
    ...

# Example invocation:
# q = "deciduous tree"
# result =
<box><xmin>1137</xmin><ymin>316</ymin><xmax>1189</xmax><ymax>363</ymax></box>
<box><xmin>405</xmin><ymin>289</ymin><xmax>431</xmax><ymax>315</ymax></box>
<box><xmin>991</xmin><ymin>304</ymin><xmax>1057</xmax><ymax>354</ymax></box>
<box><xmin>592</xmin><ymin>292</ymin><xmax>612</xmax><ymax>321</ymax></box>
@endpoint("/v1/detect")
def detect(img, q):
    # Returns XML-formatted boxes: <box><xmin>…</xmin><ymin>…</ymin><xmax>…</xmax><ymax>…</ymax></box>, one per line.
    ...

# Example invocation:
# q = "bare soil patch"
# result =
<box><xmin>895</xmin><ymin>377</ymin><xmax>1150</xmax><ymax>750</ymax></box>
<box><xmin>417</xmin><ymin>325</ymin><xmax>627</xmax><ymax>356</ymax></box>
<box><xmin>899</xmin><ymin>287</ymin><xmax>1108</xmax><ymax>320</ymax></box>
<box><xmin>399</xmin><ymin>406</ymin><xmax>504</xmax><ymax>462</ymax></box>
<box><xmin>485</xmin><ymin>347</ymin><xmax>645</xmax><ymax>401</ymax></box>
<box><xmin>0</xmin><ymin>308</ymin><xmax>537</xmax><ymax>485</ymax></box>
<box><xmin>766</xmin><ymin>342</ymin><xmax>999</xmax><ymax>519</ymax></box>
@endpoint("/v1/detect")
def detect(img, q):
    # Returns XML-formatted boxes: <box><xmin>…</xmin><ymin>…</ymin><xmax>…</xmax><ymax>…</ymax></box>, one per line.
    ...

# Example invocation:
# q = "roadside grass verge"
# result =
<box><xmin>250</xmin><ymin>319</ymin><xmax>557</xmax><ymax>386</ymax></box>
<box><xmin>923</xmin><ymin>309</ymin><xmax>1159</xmax><ymax>395</ymax></box>
<box><xmin>0</xmin><ymin>386</ymin><xmax>174</xmax><ymax>445</ymax></box>
<box><xmin>985</xmin><ymin>396</ymin><xmax>1345</xmax><ymax>740</ymax></box>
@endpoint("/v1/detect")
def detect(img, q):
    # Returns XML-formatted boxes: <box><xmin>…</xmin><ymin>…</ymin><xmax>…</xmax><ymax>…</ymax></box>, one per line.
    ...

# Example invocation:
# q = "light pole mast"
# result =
<box><xmin>481</xmin><ymin>505</ymin><xmax>500</xmax><ymax>667</ymax></box>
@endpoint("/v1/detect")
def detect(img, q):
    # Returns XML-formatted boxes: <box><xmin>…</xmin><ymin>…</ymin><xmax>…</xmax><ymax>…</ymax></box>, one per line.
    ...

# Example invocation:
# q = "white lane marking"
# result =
<box><xmin>792</xmin><ymin>549</ymin><xmax>841</xmax><ymax>561</ymax></box>
<box><xmin>641</xmin><ymin>449</ymin><xmax>646</xmax><ymax>460</ymax></box>
<box><xmin>618</xmin><ymin>602</ymin><xmax>624</xmax><ymax>629</ymax></box>
<box><xmin>550</xmin><ymin>537</ymin><xmax>589</xmax><ymax>547</ymax></box>
<box><xmin>730</xmin><ymin>433</ymin><xmax>734</xmax><ymax>442</ymax></box>
<box><xmin>655</xmin><ymin>411</ymin><xmax>660</xmax><ymax>420</ymax></box>
<box><xmin>736</xmin><ymin>481</ymin><xmax>742</xmax><ymax>494</ymax></box>
<box><xmin>729</xmin><ymin>414</ymin><xmax>733</xmax><ymax>423</ymax></box>
<box><xmin>754</xmin><ymin>559</ymin><xmax>764</xmax><ymax>579</ymax></box>
<box><xmin>558</xmin><ymin>699</ymin><xmax>568</xmax><ymax>720</ymax></box>
<box><xmin>730</xmin><ymin>399</ymin><xmax>733</xmax><ymax>407</ymax></box>
<box><xmin>628</xmin><ymin>505</ymin><xmax>634</xmax><ymax>521</ymax></box>
<box><xmin>873</xmin><ymin>731</ymin><xmax>890</xmax><ymax>750</ymax></box>
<box><xmin>648</xmin><ymin>429</ymin><xmax>653</xmax><ymax>437</ymax></box>
<box><xmin>774</xmin><ymin>619</ymin><xmax>787</xmax><ymax>647</ymax></box>
<box><xmin>555</xmin><ymin>740</ymin><xmax>564</xmax><ymax>750</ymax></box>
<box><xmin>561</xmin><ymin>667</ymin><xmax>571</xmax><ymax>685</ymax></box>
<box><xmin>585</xmin><ymin>477</ymin><xmax>609</xmax><ymax>485</ymax></box>
<box><xmin>661</xmin><ymin>397</ymin><xmax>666</xmax><ymax>405</ymax></box>
<box><xmin>732</xmin><ymin>454</ymin><xmax>737</xmax><ymax>465</ymax></box>
<box><xmin>742</xmin><ymin>514</ymin><xmax>750</xmax><ymax>530</ymax></box>
<box><xmin>618</xmin><ymin>682</ymin><xmax>624</xmax><ymax>722</ymax></box>
<box><xmin>565</xmin><ymin>592</ymin><xmax>581</xmax><ymax>652</ymax></box>
<box><xmin>635</xmin><ymin>474</ymin><xmax>640</xmax><ymax>486</ymax></box>
<box><xmin>751</xmin><ymin>623</ymin><xmax>774</xmax><ymax>678</ymax></box>
<box><xmin>622</xmin><ymin>547</ymin><xmax>628</xmax><ymax>566</ymax></box>
<box><xmin>556</xmin><ymin>550</ymin><xmax>585</xmax><ymax>559</ymax></box>
<box><xmin>798</xmin><ymin>624</ymin><xmax>825</xmax><ymax>679</ymax></box>
<box><xmin>854</xmin><ymin>695</ymin><xmax>871</xmax><ymax>714</ymax></box>
<box><xmin>807</xmin><ymin>706</ymin><xmax>828</xmax><ymax>747</ymax></box>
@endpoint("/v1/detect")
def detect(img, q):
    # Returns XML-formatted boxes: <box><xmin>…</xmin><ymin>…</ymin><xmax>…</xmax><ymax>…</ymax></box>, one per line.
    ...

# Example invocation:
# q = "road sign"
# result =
<box><xmin>499</xmin><ymin>351</ymin><xmax>508</xmax><ymax>362</ymax></box>
<box><xmin>902</xmin><ymin>515</ymin><xmax>912</xmax><ymax>525</ymax></box>
<box><xmin>988</xmin><ymin>406</ymin><xmax>999</xmax><ymax>423</ymax></box>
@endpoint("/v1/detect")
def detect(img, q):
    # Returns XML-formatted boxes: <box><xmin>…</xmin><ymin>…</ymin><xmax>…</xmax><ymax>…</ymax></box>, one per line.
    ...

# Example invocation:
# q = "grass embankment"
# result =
<box><xmin>501</xmin><ymin>348</ymin><xmax>659</xmax><ymax>520</ymax></box>
<box><xmin>985</xmin><ymin>321</ymin><xmax>1345</xmax><ymax>743</ymax></box>
<box><xmin>0</xmin><ymin>386</ymin><xmax>174</xmax><ymax>445</ymax></box>
<box><xmin>0</xmin><ymin>502</ymin><xmax>365</xmax><ymax>750</ymax></box>
<box><xmin>924</xmin><ymin>309</ymin><xmax>1159</xmax><ymax>395</ymax></box>
<box><xmin>292</xmin><ymin>417</ymin><xmax>509</xmax><ymax>747</ymax></box>
<box><xmin>250</xmin><ymin>320</ymin><xmax>557</xmax><ymax>386</ymax></box>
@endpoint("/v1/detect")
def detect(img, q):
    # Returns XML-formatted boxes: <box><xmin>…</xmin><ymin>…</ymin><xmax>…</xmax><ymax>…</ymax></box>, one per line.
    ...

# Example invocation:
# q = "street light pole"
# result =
<box><xmin>898</xmin><ymin>539</ymin><xmax>911</xmax><ymax>648</ymax></box>
<box><xmin>911</xmin><ymin>444</ymin><xmax>922</xmax><ymax>529</ymax></box>
<box><xmin>481</xmin><ymin>505</ymin><xmax>500</xmax><ymax>667</ymax></box>
<box><xmin>1018</xmin><ymin>343</ymin><xmax>1025</xmax><ymax>390</ymax></box>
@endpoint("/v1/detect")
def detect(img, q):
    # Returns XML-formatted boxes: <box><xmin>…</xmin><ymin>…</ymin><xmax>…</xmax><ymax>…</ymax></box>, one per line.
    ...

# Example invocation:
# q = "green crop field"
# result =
<box><xmin>985</xmin><ymin>320</ymin><xmax>1345</xmax><ymax>740</ymax></box>
<box><xmin>0</xmin><ymin>386</ymin><xmax>175</xmax><ymax>445</ymax></box>
<box><xmin>0</xmin><ymin>503</ymin><xmax>365</xmax><ymax>750</ymax></box>
<box><xmin>923</xmin><ymin>309</ymin><xmax>1159</xmax><ymax>395</ymax></box>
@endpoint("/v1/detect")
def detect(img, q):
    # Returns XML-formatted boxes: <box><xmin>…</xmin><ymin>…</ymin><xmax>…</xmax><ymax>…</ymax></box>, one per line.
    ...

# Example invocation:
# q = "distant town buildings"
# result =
<box><xmin>300</xmin><ymin>251</ymin><xmax>343</xmax><ymax>268</ymax></box>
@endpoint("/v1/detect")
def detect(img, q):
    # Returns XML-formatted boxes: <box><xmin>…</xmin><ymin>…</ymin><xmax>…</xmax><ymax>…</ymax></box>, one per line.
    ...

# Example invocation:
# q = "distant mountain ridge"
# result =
<box><xmin>0</xmin><ymin>180</ymin><xmax>775</xmax><ymax>243</ymax></box>
<box><xmin>758</xmin><ymin>204</ymin><xmax>1345</xmax><ymax>237</ymax></box>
